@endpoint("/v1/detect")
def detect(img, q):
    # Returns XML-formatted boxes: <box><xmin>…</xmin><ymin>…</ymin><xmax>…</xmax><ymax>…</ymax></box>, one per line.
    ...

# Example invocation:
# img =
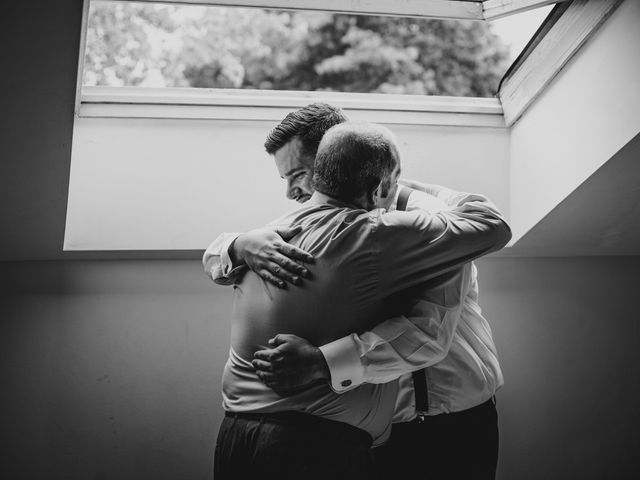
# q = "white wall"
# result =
<box><xmin>509</xmin><ymin>0</ymin><xmax>640</xmax><ymax>242</ymax></box>
<box><xmin>65</xmin><ymin>117</ymin><xmax>509</xmax><ymax>250</ymax></box>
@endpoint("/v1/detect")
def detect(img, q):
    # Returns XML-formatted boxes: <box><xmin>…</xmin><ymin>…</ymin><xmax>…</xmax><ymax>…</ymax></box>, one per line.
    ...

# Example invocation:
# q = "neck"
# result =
<box><xmin>310</xmin><ymin>191</ymin><xmax>370</xmax><ymax>210</ymax></box>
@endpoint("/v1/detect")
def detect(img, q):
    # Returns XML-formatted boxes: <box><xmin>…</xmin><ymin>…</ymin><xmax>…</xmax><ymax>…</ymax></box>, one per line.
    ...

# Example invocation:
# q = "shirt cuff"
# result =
<box><xmin>220</xmin><ymin>237</ymin><xmax>246</xmax><ymax>278</ymax></box>
<box><xmin>319</xmin><ymin>334</ymin><xmax>366</xmax><ymax>393</ymax></box>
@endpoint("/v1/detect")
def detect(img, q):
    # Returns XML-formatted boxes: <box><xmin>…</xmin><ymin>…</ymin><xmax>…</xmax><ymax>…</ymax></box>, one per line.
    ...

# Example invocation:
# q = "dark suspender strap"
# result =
<box><xmin>396</xmin><ymin>186</ymin><xmax>412</xmax><ymax>212</ymax></box>
<box><xmin>395</xmin><ymin>186</ymin><xmax>429</xmax><ymax>416</ymax></box>
<box><xmin>412</xmin><ymin>369</ymin><xmax>429</xmax><ymax>416</ymax></box>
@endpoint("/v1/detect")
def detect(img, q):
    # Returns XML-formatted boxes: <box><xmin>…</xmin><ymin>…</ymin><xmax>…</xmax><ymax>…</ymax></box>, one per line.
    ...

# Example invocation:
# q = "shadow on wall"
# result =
<box><xmin>2</xmin><ymin>256</ymin><xmax>639</xmax><ymax>479</ymax></box>
<box><xmin>1</xmin><ymin>260</ymin><xmax>231</xmax><ymax>479</ymax></box>
<box><xmin>482</xmin><ymin>257</ymin><xmax>640</xmax><ymax>480</ymax></box>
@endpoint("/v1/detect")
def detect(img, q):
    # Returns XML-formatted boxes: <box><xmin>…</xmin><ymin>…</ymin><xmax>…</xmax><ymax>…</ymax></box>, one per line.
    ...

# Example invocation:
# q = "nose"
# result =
<box><xmin>286</xmin><ymin>182</ymin><xmax>299</xmax><ymax>200</ymax></box>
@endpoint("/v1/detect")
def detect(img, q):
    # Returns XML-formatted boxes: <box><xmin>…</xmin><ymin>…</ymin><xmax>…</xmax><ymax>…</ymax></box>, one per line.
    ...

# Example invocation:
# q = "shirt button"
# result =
<box><xmin>341</xmin><ymin>379</ymin><xmax>352</xmax><ymax>387</ymax></box>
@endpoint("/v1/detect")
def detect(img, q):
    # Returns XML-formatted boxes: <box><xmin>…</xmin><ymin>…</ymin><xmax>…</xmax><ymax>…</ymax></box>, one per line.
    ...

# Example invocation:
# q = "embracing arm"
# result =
<box><xmin>320</xmin><ymin>264</ymin><xmax>472</xmax><ymax>391</ymax></box>
<box><xmin>202</xmin><ymin>226</ymin><xmax>314</xmax><ymax>287</ymax></box>
<box><xmin>377</xmin><ymin>189</ymin><xmax>510</xmax><ymax>296</ymax></box>
<box><xmin>323</xmin><ymin>187</ymin><xmax>510</xmax><ymax>390</ymax></box>
<box><xmin>253</xmin><ymin>187</ymin><xmax>509</xmax><ymax>392</ymax></box>
<box><xmin>252</xmin><ymin>267</ymin><xmax>471</xmax><ymax>393</ymax></box>
<box><xmin>202</xmin><ymin>232</ymin><xmax>243</xmax><ymax>285</ymax></box>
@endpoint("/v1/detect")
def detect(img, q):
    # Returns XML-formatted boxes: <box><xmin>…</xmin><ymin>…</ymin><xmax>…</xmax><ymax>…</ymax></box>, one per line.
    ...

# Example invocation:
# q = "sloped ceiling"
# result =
<box><xmin>507</xmin><ymin>132</ymin><xmax>640</xmax><ymax>256</ymax></box>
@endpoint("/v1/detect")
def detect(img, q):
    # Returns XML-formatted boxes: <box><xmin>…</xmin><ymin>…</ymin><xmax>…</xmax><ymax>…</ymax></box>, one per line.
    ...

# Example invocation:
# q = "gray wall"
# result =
<box><xmin>1</xmin><ymin>1</ymin><xmax>83</xmax><ymax>261</ymax></box>
<box><xmin>484</xmin><ymin>258</ymin><xmax>640</xmax><ymax>479</ymax></box>
<box><xmin>2</xmin><ymin>257</ymin><xmax>639</xmax><ymax>479</ymax></box>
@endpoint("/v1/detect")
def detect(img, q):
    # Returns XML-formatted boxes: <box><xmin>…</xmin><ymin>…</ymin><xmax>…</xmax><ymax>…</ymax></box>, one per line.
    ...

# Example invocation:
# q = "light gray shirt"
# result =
<box><xmin>207</xmin><ymin>188</ymin><xmax>510</xmax><ymax>445</ymax></box>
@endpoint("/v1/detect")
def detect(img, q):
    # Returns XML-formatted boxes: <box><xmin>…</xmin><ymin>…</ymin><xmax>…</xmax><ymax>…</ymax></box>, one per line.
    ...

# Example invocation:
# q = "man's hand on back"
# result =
<box><xmin>253</xmin><ymin>334</ymin><xmax>330</xmax><ymax>394</ymax></box>
<box><xmin>231</xmin><ymin>226</ymin><xmax>314</xmax><ymax>288</ymax></box>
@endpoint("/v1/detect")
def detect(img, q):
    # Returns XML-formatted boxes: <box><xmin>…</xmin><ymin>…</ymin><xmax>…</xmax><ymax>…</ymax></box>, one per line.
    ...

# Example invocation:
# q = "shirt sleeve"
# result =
<box><xmin>202</xmin><ymin>232</ymin><xmax>246</xmax><ymax>285</ymax></box>
<box><xmin>325</xmin><ymin>265</ymin><xmax>472</xmax><ymax>391</ymax></box>
<box><xmin>377</xmin><ymin>190</ymin><xmax>511</xmax><ymax>298</ymax></box>
<box><xmin>319</xmin><ymin>335</ymin><xmax>366</xmax><ymax>391</ymax></box>
<box><xmin>320</xmin><ymin>189</ymin><xmax>510</xmax><ymax>392</ymax></box>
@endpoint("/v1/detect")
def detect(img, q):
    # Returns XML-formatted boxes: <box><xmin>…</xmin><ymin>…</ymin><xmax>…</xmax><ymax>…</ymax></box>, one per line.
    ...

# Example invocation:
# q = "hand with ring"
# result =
<box><xmin>232</xmin><ymin>225</ymin><xmax>314</xmax><ymax>288</ymax></box>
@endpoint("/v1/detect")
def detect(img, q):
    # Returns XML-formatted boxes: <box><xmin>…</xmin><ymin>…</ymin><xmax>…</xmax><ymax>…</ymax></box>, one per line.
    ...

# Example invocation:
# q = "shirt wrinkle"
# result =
<box><xmin>204</xmin><ymin>186</ymin><xmax>508</xmax><ymax>426</ymax></box>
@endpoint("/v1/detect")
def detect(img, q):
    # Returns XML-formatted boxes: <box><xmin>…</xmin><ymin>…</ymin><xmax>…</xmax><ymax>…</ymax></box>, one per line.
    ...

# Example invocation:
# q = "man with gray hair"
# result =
<box><xmin>211</xmin><ymin>122</ymin><xmax>510</xmax><ymax>479</ymax></box>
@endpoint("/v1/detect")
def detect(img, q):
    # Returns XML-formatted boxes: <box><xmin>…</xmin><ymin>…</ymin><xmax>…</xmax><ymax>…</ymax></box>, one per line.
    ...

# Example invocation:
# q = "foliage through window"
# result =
<box><xmin>84</xmin><ymin>1</ymin><xmax>532</xmax><ymax>98</ymax></box>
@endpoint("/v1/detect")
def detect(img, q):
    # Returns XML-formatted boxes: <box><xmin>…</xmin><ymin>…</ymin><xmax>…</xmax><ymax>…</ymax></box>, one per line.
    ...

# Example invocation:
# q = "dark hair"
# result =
<box><xmin>312</xmin><ymin>123</ymin><xmax>400</xmax><ymax>202</ymax></box>
<box><xmin>264</xmin><ymin>103</ymin><xmax>348</xmax><ymax>165</ymax></box>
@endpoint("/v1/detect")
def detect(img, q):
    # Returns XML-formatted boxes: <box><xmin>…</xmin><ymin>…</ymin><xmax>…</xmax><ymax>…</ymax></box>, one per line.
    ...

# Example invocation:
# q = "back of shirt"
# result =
<box><xmin>222</xmin><ymin>190</ymin><xmax>511</xmax><ymax>445</ymax></box>
<box><xmin>224</xmin><ymin>202</ymin><xmax>402</xmax><ymax>446</ymax></box>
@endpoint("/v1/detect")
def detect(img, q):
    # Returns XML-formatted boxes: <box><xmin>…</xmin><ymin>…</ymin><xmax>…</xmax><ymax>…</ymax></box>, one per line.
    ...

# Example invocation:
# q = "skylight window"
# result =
<box><xmin>489</xmin><ymin>5</ymin><xmax>554</xmax><ymax>62</ymax></box>
<box><xmin>82</xmin><ymin>0</ymin><xmax>552</xmax><ymax>98</ymax></box>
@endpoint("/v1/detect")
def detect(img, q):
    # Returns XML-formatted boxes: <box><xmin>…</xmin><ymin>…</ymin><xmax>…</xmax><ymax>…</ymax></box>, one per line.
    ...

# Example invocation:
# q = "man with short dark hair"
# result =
<box><xmin>209</xmin><ymin>103</ymin><xmax>347</xmax><ymax>287</ymax></box>
<box><xmin>209</xmin><ymin>122</ymin><xmax>510</xmax><ymax>480</ymax></box>
<box><xmin>265</xmin><ymin>102</ymin><xmax>347</xmax><ymax>204</ymax></box>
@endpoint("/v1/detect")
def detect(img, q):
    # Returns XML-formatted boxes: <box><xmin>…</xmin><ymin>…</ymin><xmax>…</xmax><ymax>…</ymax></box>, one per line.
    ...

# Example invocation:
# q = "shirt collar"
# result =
<box><xmin>309</xmin><ymin>191</ymin><xmax>363</xmax><ymax>210</ymax></box>
<box><xmin>308</xmin><ymin>189</ymin><xmax>401</xmax><ymax>212</ymax></box>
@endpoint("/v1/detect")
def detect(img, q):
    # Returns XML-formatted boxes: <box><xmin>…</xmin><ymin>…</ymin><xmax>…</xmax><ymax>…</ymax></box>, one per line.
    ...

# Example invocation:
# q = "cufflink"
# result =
<box><xmin>341</xmin><ymin>379</ymin><xmax>352</xmax><ymax>388</ymax></box>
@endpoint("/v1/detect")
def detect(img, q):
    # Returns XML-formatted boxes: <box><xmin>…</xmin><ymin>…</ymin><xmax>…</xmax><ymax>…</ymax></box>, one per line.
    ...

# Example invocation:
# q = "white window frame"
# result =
<box><xmin>113</xmin><ymin>0</ymin><xmax>486</xmax><ymax>20</ymax></box>
<box><xmin>499</xmin><ymin>0</ymin><xmax>624</xmax><ymax>126</ymax></box>
<box><xmin>79</xmin><ymin>86</ymin><xmax>506</xmax><ymax>127</ymax></box>
<box><xmin>75</xmin><ymin>0</ymin><xmax>616</xmax><ymax>128</ymax></box>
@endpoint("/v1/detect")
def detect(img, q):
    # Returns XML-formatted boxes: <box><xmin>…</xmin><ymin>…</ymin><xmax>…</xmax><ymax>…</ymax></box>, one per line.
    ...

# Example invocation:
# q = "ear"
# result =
<box><xmin>370</xmin><ymin>181</ymin><xmax>384</xmax><ymax>206</ymax></box>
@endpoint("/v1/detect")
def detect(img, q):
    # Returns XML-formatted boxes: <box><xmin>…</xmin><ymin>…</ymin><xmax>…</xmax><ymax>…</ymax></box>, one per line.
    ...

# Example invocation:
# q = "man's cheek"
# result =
<box><xmin>304</xmin><ymin>176</ymin><xmax>314</xmax><ymax>193</ymax></box>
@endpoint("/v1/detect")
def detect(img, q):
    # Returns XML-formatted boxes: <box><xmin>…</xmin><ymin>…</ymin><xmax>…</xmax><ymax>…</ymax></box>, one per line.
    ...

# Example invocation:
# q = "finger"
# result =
<box><xmin>258</xmin><ymin>269</ymin><xmax>286</xmax><ymax>289</ymax></box>
<box><xmin>269</xmin><ymin>334</ymin><xmax>292</xmax><ymax>347</ymax></box>
<box><xmin>251</xmin><ymin>359</ymin><xmax>274</xmax><ymax>372</ymax></box>
<box><xmin>275</xmin><ymin>225</ymin><xmax>302</xmax><ymax>241</ymax></box>
<box><xmin>256</xmin><ymin>371</ymin><xmax>282</xmax><ymax>389</ymax></box>
<box><xmin>273</xmin><ymin>255</ymin><xmax>310</xmax><ymax>279</ymax></box>
<box><xmin>268</xmin><ymin>261</ymin><xmax>302</xmax><ymax>285</ymax></box>
<box><xmin>254</xmin><ymin>348</ymin><xmax>281</xmax><ymax>361</ymax></box>
<box><xmin>256</xmin><ymin>370</ymin><xmax>274</xmax><ymax>384</ymax></box>
<box><xmin>277</xmin><ymin>243</ymin><xmax>315</xmax><ymax>264</ymax></box>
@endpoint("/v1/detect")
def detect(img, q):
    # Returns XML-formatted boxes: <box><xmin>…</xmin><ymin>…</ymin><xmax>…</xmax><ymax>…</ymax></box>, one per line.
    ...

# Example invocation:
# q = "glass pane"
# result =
<box><xmin>83</xmin><ymin>0</ymin><xmax>546</xmax><ymax>97</ymax></box>
<box><xmin>489</xmin><ymin>5</ymin><xmax>554</xmax><ymax>63</ymax></box>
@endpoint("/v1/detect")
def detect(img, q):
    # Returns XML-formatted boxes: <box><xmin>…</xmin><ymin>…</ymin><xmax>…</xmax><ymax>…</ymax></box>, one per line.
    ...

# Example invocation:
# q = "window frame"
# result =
<box><xmin>498</xmin><ymin>0</ymin><xmax>625</xmax><ymax>126</ymax></box>
<box><xmin>79</xmin><ymin>86</ymin><xmax>506</xmax><ymax>127</ymax></box>
<box><xmin>75</xmin><ymin>0</ymin><xmax>610</xmax><ymax>128</ymax></box>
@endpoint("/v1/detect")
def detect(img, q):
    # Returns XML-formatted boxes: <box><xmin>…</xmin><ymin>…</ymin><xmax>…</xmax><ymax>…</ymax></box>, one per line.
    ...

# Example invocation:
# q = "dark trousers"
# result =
<box><xmin>214</xmin><ymin>411</ymin><xmax>375</xmax><ymax>480</ymax></box>
<box><xmin>373</xmin><ymin>398</ymin><xmax>499</xmax><ymax>480</ymax></box>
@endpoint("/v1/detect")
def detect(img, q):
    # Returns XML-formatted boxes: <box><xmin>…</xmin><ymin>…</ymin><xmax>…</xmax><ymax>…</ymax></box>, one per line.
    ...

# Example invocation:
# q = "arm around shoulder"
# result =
<box><xmin>378</xmin><ymin>188</ymin><xmax>511</xmax><ymax>292</ymax></box>
<box><xmin>202</xmin><ymin>232</ymin><xmax>245</xmax><ymax>285</ymax></box>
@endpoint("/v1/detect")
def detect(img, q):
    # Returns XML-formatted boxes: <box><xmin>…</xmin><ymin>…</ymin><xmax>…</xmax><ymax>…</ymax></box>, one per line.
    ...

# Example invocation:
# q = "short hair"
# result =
<box><xmin>264</xmin><ymin>103</ymin><xmax>348</xmax><ymax>165</ymax></box>
<box><xmin>312</xmin><ymin>122</ymin><xmax>400</xmax><ymax>202</ymax></box>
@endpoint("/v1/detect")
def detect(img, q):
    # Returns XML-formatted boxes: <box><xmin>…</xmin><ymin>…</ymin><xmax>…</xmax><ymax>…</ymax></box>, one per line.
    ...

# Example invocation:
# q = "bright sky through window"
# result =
<box><xmin>490</xmin><ymin>5</ymin><xmax>554</xmax><ymax>62</ymax></box>
<box><xmin>83</xmin><ymin>1</ymin><xmax>552</xmax><ymax>98</ymax></box>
